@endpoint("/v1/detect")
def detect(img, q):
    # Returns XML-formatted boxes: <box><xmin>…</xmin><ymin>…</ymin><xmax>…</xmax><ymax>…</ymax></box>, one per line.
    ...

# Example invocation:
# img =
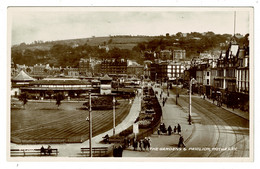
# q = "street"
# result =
<box><xmin>169</xmin><ymin>85</ymin><xmax>249</xmax><ymax>157</ymax></box>
<box><xmin>123</xmin><ymin>84</ymin><xmax>249</xmax><ymax>157</ymax></box>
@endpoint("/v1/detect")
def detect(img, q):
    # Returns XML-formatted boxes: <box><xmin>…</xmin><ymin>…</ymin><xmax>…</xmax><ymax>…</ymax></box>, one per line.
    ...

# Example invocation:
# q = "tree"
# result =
<box><xmin>55</xmin><ymin>93</ymin><xmax>64</xmax><ymax>109</ymax></box>
<box><xmin>26</xmin><ymin>68</ymin><xmax>31</xmax><ymax>73</ymax></box>
<box><xmin>46</xmin><ymin>90</ymin><xmax>54</xmax><ymax>102</ymax></box>
<box><xmin>19</xmin><ymin>92</ymin><xmax>28</xmax><ymax>109</ymax></box>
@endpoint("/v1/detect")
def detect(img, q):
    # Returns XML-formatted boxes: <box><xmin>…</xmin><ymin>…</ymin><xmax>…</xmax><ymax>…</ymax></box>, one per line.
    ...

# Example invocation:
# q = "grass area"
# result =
<box><xmin>11</xmin><ymin>100</ymin><xmax>131</xmax><ymax>144</ymax></box>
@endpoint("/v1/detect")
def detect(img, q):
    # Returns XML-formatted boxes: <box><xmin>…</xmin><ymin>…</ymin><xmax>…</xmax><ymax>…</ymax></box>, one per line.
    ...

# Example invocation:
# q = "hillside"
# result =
<box><xmin>12</xmin><ymin>36</ymin><xmax>156</xmax><ymax>51</ymax></box>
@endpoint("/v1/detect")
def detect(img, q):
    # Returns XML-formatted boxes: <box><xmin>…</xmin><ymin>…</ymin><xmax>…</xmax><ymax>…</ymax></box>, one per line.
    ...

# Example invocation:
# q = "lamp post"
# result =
<box><xmin>113</xmin><ymin>96</ymin><xmax>116</xmax><ymax>136</ymax></box>
<box><xmin>176</xmin><ymin>86</ymin><xmax>178</xmax><ymax>105</ymax></box>
<box><xmin>155</xmin><ymin>73</ymin><xmax>157</xmax><ymax>84</ymax></box>
<box><xmin>188</xmin><ymin>78</ymin><xmax>196</xmax><ymax>125</ymax></box>
<box><xmin>87</xmin><ymin>91</ymin><xmax>92</xmax><ymax>157</ymax></box>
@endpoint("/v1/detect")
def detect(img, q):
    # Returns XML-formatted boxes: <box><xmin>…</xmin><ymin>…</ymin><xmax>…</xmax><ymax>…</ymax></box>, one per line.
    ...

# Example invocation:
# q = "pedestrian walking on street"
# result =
<box><xmin>178</xmin><ymin>135</ymin><xmax>186</xmax><ymax>148</ymax></box>
<box><xmin>143</xmin><ymin>137</ymin><xmax>148</xmax><ymax>151</ymax></box>
<box><xmin>127</xmin><ymin>138</ymin><xmax>131</xmax><ymax>147</ymax></box>
<box><xmin>139</xmin><ymin>139</ymin><xmax>143</xmax><ymax>151</ymax></box>
<box><xmin>133</xmin><ymin>138</ymin><xmax>138</xmax><ymax>151</ymax></box>
<box><xmin>147</xmin><ymin>137</ymin><xmax>151</xmax><ymax>151</ymax></box>
<box><xmin>168</xmin><ymin>125</ymin><xmax>172</xmax><ymax>135</ymax></box>
<box><xmin>163</xmin><ymin>99</ymin><xmax>165</xmax><ymax>107</ymax></box>
<box><xmin>177</xmin><ymin>124</ymin><xmax>181</xmax><ymax>134</ymax></box>
<box><xmin>157</xmin><ymin>128</ymin><xmax>161</xmax><ymax>135</ymax></box>
<box><xmin>174</xmin><ymin>126</ymin><xmax>177</xmax><ymax>133</ymax></box>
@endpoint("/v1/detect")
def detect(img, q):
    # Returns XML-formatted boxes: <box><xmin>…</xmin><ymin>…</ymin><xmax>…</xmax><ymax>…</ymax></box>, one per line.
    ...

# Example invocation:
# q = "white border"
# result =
<box><xmin>1</xmin><ymin>0</ymin><xmax>259</xmax><ymax>169</ymax></box>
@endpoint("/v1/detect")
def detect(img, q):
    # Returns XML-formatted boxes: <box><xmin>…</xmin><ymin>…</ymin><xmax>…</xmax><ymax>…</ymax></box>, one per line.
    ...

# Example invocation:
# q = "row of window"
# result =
<box><xmin>167</xmin><ymin>73</ymin><xmax>181</xmax><ymax>78</ymax></box>
<box><xmin>167</xmin><ymin>69</ymin><xmax>184</xmax><ymax>73</ymax></box>
<box><xmin>167</xmin><ymin>65</ymin><xmax>185</xmax><ymax>69</ymax></box>
<box><xmin>39</xmin><ymin>85</ymin><xmax>90</xmax><ymax>88</ymax></box>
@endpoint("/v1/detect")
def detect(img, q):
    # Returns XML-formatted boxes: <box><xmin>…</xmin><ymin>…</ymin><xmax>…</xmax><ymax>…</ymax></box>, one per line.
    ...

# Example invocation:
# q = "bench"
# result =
<box><xmin>81</xmin><ymin>147</ymin><xmax>108</xmax><ymax>157</ymax></box>
<box><xmin>107</xmin><ymin>138</ymin><xmax>123</xmax><ymax>144</ymax></box>
<box><xmin>11</xmin><ymin>148</ymin><xmax>59</xmax><ymax>157</ymax></box>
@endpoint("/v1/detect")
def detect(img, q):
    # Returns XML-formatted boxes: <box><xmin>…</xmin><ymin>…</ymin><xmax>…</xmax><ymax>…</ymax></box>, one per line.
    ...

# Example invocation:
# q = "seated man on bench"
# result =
<box><xmin>103</xmin><ymin>134</ymin><xmax>109</xmax><ymax>144</ymax></box>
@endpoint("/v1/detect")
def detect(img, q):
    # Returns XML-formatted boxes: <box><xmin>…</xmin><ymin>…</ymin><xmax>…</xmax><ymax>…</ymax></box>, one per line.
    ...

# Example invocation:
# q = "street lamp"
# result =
<box><xmin>113</xmin><ymin>96</ymin><xmax>116</xmax><ymax>136</ymax></box>
<box><xmin>86</xmin><ymin>91</ymin><xmax>92</xmax><ymax>157</ymax></box>
<box><xmin>188</xmin><ymin>78</ymin><xmax>196</xmax><ymax>125</ymax></box>
<box><xmin>155</xmin><ymin>73</ymin><xmax>157</xmax><ymax>84</ymax></box>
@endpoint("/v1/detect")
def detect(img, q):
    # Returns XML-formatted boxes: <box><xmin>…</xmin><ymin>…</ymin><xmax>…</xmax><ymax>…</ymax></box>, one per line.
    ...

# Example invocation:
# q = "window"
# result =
<box><xmin>207</xmin><ymin>72</ymin><xmax>209</xmax><ymax>76</ymax></box>
<box><xmin>207</xmin><ymin>79</ymin><xmax>209</xmax><ymax>85</ymax></box>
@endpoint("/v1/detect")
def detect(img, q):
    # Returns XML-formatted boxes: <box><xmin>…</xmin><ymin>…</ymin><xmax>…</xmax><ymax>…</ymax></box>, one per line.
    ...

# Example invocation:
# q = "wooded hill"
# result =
<box><xmin>11</xmin><ymin>33</ymin><xmax>249</xmax><ymax>67</ymax></box>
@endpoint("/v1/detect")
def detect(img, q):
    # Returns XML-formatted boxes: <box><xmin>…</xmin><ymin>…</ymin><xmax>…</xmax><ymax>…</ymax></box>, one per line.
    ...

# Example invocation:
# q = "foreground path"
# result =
<box><xmin>10</xmin><ymin>95</ymin><xmax>141</xmax><ymax>157</ymax></box>
<box><xmin>123</xmin><ymin>86</ymin><xmax>195</xmax><ymax>157</ymax></box>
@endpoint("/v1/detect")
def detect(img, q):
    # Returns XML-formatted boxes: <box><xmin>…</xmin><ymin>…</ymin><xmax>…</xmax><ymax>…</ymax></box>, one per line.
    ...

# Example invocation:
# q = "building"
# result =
<box><xmin>173</xmin><ymin>50</ymin><xmax>186</xmax><ymax>60</ymax></box>
<box><xmin>213</xmin><ymin>44</ymin><xmax>239</xmax><ymax>93</ymax></box>
<box><xmin>79</xmin><ymin>58</ymin><xmax>92</xmax><ymax>76</ymax></box>
<box><xmin>33</xmin><ymin>64</ymin><xmax>46</xmax><ymax>75</ymax></box>
<box><xmin>64</xmin><ymin>67</ymin><xmax>80</xmax><ymax>77</ymax></box>
<box><xmin>236</xmin><ymin>47</ymin><xmax>249</xmax><ymax>111</ymax></box>
<box><xmin>21</xmin><ymin>78</ymin><xmax>96</xmax><ymax>99</ymax></box>
<box><xmin>100</xmin><ymin>75</ymin><xmax>112</xmax><ymax>95</ymax></box>
<box><xmin>101</xmin><ymin>59</ymin><xmax>127</xmax><ymax>76</ymax></box>
<box><xmin>167</xmin><ymin>62</ymin><xmax>186</xmax><ymax>84</ymax></box>
<box><xmin>160</xmin><ymin>50</ymin><xmax>173</xmax><ymax>61</ymax></box>
<box><xmin>127</xmin><ymin>65</ymin><xmax>144</xmax><ymax>78</ymax></box>
<box><xmin>11</xmin><ymin>70</ymin><xmax>36</xmax><ymax>96</ymax></box>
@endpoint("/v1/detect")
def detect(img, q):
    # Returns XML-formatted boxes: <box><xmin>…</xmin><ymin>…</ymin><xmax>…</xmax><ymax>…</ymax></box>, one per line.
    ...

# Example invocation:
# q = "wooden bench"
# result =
<box><xmin>81</xmin><ymin>147</ymin><xmax>108</xmax><ymax>157</ymax></box>
<box><xmin>108</xmin><ymin>138</ymin><xmax>123</xmax><ymax>144</ymax></box>
<box><xmin>11</xmin><ymin>148</ymin><xmax>59</xmax><ymax>157</ymax></box>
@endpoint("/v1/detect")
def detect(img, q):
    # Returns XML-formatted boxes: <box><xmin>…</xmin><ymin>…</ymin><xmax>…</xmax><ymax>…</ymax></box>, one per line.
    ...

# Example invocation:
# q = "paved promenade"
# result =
<box><xmin>10</xmin><ymin>94</ymin><xmax>141</xmax><ymax>157</ymax></box>
<box><xmin>122</xmin><ymin>85</ymin><xmax>195</xmax><ymax>157</ymax></box>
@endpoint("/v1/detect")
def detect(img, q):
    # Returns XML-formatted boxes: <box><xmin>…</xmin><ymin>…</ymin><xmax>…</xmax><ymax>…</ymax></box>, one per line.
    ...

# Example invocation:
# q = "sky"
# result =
<box><xmin>9</xmin><ymin>7</ymin><xmax>251</xmax><ymax>45</ymax></box>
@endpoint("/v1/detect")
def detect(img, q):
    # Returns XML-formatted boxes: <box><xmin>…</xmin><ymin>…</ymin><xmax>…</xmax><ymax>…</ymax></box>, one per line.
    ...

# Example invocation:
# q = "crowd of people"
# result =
<box><xmin>132</xmin><ymin>137</ymin><xmax>151</xmax><ymax>151</ymax></box>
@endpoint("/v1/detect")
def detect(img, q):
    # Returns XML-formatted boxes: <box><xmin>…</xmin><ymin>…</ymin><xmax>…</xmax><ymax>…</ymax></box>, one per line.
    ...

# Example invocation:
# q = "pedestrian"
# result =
<box><xmin>40</xmin><ymin>145</ymin><xmax>46</xmax><ymax>156</ymax></box>
<box><xmin>162</xmin><ymin>123</ymin><xmax>166</xmax><ymax>133</ymax></box>
<box><xmin>168</xmin><ymin>125</ymin><xmax>172</xmax><ymax>135</ymax></box>
<box><xmin>127</xmin><ymin>138</ymin><xmax>131</xmax><ymax>147</ymax></box>
<box><xmin>133</xmin><ymin>138</ymin><xmax>138</xmax><ymax>151</ymax></box>
<box><xmin>163</xmin><ymin>100</ymin><xmax>165</xmax><ymax>107</ymax></box>
<box><xmin>139</xmin><ymin>139</ymin><xmax>143</xmax><ymax>151</ymax></box>
<box><xmin>47</xmin><ymin>145</ymin><xmax>52</xmax><ymax>156</ymax></box>
<box><xmin>124</xmin><ymin>138</ymin><xmax>127</xmax><ymax>148</ymax></box>
<box><xmin>174</xmin><ymin>126</ymin><xmax>177</xmax><ymax>133</ymax></box>
<box><xmin>157</xmin><ymin>128</ymin><xmax>161</xmax><ymax>135</ymax></box>
<box><xmin>147</xmin><ymin>137</ymin><xmax>151</xmax><ymax>151</ymax></box>
<box><xmin>177</xmin><ymin>124</ymin><xmax>181</xmax><ymax>134</ymax></box>
<box><xmin>178</xmin><ymin>135</ymin><xmax>186</xmax><ymax>148</ymax></box>
<box><xmin>118</xmin><ymin>145</ymin><xmax>123</xmax><ymax>157</ymax></box>
<box><xmin>143</xmin><ymin>138</ymin><xmax>148</xmax><ymax>151</ymax></box>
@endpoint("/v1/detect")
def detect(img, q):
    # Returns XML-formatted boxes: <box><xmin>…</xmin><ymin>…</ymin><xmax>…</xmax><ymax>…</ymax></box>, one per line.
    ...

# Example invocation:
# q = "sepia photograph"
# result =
<box><xmin>7</xmin><ymin>6</ymin><xmax>253</xmax><ymax>161</ymax></box>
